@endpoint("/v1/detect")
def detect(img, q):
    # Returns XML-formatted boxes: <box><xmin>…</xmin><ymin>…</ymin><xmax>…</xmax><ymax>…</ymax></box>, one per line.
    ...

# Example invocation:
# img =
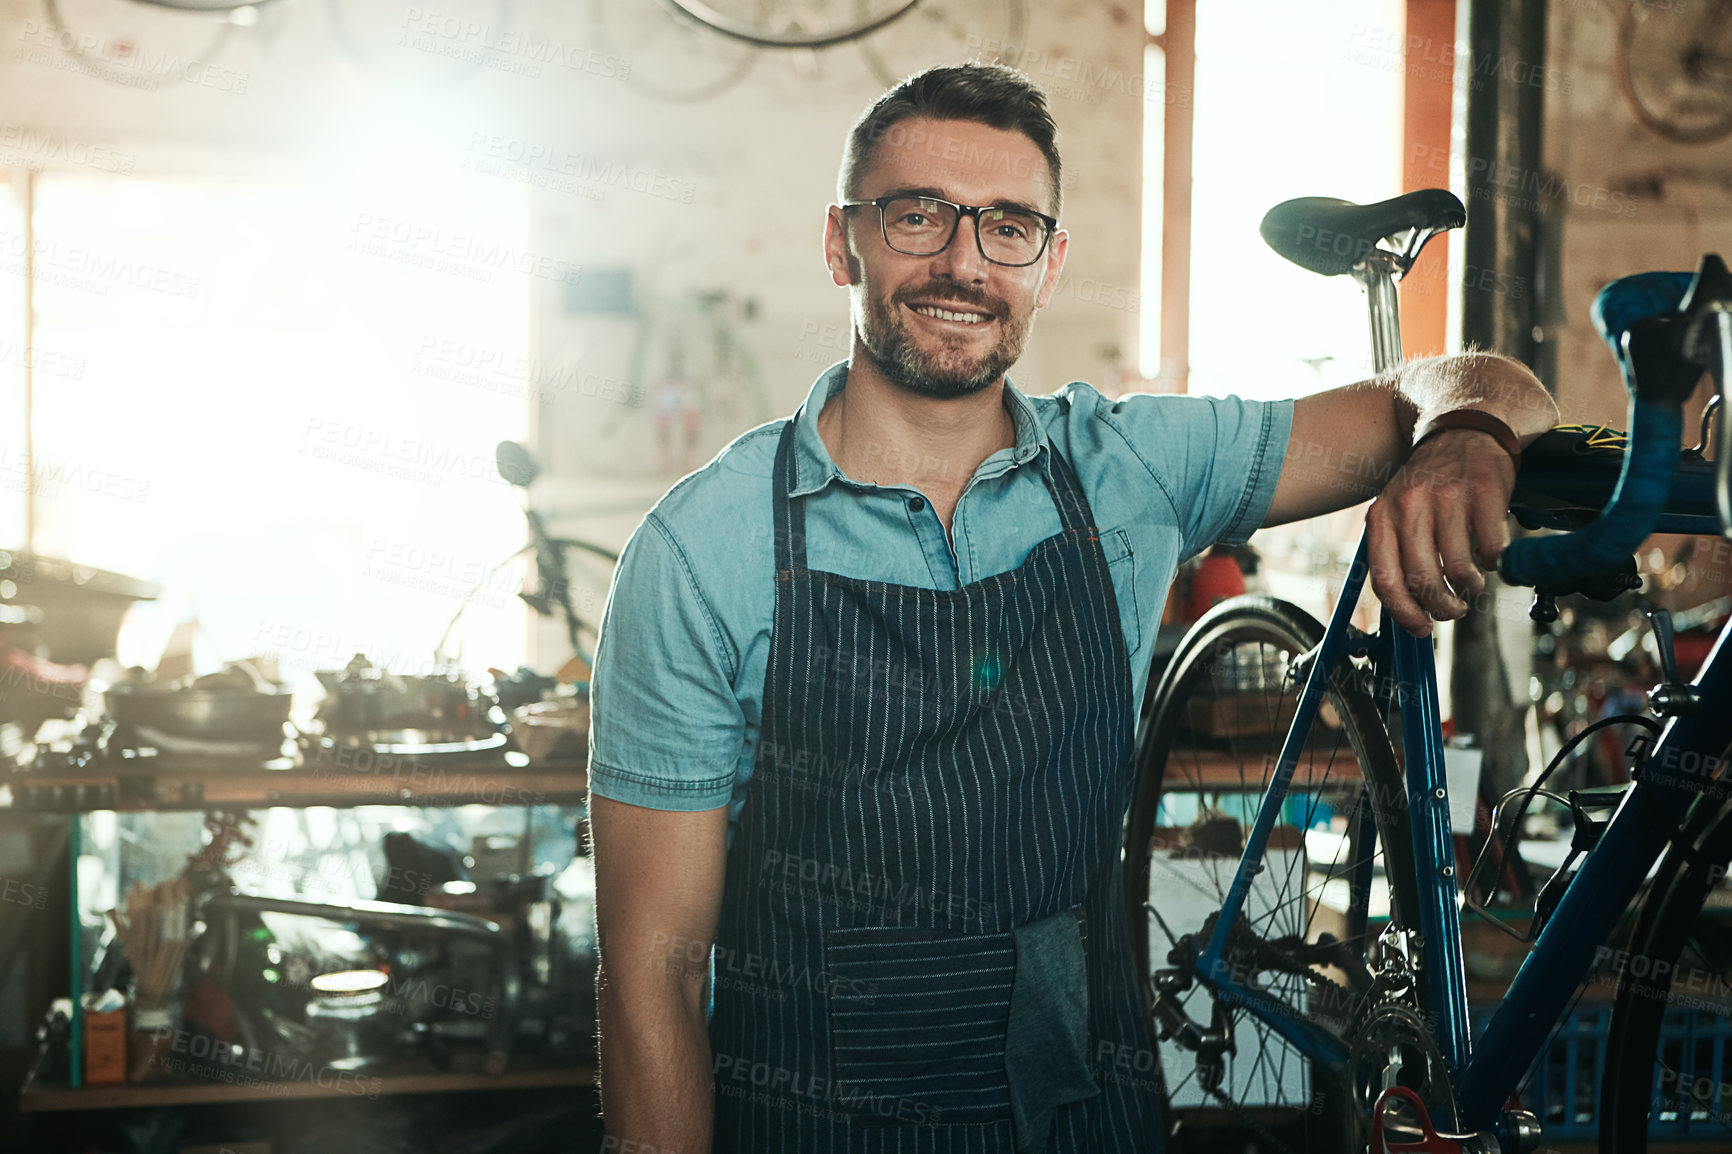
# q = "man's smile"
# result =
<box><xmin>904</xmin><ymin>300</ymin><xmax>997</xmax><ymax>327</ymax></box>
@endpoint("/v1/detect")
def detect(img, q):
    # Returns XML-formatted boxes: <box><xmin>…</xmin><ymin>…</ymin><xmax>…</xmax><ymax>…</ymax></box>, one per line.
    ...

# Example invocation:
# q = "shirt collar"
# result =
<box><xmin>789</xmin><ymin>361</ymin><xmax>1050</xmax><ymax>498</ymax></box>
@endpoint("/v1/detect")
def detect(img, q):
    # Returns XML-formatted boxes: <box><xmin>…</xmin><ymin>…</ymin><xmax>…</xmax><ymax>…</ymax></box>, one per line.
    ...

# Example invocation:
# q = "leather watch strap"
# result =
<box><xmin>1411</xmin><ymin>408</ymin><xmax>1523</xmax><ymax>469</ymax></box>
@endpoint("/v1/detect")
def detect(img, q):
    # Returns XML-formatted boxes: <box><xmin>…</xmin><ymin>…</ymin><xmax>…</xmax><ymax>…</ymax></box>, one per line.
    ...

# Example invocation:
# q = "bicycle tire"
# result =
<box><xmin>1600</xmin><ymin>774</ymin><xmax>1732</xmax><ymax>1152</ymax></box>
<box><xmin>1122</xmin><ymin>595</ymin><xmax>1422</xmax><ymax>1149</ymax></box>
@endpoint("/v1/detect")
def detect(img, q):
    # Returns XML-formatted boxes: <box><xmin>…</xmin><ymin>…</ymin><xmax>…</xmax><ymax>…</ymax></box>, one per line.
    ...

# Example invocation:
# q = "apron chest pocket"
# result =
<box><xmin>824</xmin><ymin>925</ymin><xmax>1017</xmax><ymax>1127</ymax></box>
<box><xmin>1100</xmin><ymin>527</ymin><xmax>1141</xmax><ymax>657</ymax></box>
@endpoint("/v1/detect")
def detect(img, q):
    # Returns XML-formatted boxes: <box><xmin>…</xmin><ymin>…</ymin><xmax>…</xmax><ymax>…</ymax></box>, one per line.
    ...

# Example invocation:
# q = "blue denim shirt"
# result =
<box><xmin>588</xmin><ymin>363</ymin><xmax>1293</xmax><ymax>830</ymax></box>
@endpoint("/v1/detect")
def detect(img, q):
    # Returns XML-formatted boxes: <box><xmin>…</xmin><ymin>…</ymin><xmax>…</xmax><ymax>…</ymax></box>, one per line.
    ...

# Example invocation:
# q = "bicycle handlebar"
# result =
<box><xmin>1499</xmin><ymin>259</ymin><xmax>1728</xmax><ymax>589</ymax></box>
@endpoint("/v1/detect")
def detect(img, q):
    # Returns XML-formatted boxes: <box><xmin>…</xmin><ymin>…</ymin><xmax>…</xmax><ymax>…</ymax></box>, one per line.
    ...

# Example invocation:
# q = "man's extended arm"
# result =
<box><xmin>593</xmin><ymin>794</ymin><xmax>730</xmax><ymax>1154</ymax></box>
<box><xmin>1262</xmin><ymin>351</ymin><xmax>1559</xmax><ymax>635</ymax></box>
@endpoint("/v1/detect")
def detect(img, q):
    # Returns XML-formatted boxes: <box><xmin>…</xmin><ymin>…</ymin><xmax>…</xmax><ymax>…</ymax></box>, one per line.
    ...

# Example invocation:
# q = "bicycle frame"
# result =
<box><xmin>1186</xmin><ymin>249</ymin><xmax>1732</xmax><ymax>1146</ymax></box>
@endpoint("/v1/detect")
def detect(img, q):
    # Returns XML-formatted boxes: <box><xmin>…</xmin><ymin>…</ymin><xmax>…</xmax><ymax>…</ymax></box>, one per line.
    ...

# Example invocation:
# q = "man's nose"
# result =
<box><xmin>929</xmin><ymin>215</ymin><xmax>990</xmax><ymax>283</ymax></box>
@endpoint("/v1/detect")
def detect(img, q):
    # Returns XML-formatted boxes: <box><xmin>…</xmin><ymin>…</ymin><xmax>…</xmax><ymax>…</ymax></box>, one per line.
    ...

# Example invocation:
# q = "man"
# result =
<box><xmin>589</xmin><ymin>63</ymin><xmax>1555</xmax><ymax>1154</ymax></box>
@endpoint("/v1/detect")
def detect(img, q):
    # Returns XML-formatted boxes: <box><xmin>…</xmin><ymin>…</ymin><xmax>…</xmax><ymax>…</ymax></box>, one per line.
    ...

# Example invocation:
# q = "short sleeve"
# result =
<box><xmin>586</xmin><ymin>513</ymin><xmax>743</xmax><ymax>812</ymax></box>
<box><xmin>1101</xmin><ymin>392</ymin><xmax>1293</xmax><ymax>560</ymax></box>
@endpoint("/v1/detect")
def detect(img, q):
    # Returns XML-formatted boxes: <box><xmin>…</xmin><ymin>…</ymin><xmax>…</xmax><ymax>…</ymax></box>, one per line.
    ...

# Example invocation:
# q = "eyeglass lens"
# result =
<box><xmin>880</xmin><ymin>197</ymin><xmax>1047</xmax><ymax>265</ymax></box>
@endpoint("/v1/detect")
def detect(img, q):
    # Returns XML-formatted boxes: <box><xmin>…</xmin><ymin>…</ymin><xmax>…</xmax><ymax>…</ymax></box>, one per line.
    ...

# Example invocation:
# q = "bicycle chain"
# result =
<box><xmin>1205</xmin><ymin>1084</ymin><xmax>1302</xmax><ymax>1154</ymax></box>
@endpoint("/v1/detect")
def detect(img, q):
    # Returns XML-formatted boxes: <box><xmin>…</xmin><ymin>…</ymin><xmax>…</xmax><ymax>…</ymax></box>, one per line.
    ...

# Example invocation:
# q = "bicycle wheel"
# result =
<box><xmin>1123</xmin><ymin>596</ymin><xmax>1425</xmax><ymax>1150</ymax></box>
<box><xmin>1616</xmin><ymin>0</ymin><xmax>1732</xmax><ymax>145</ymax></box>
<box><xmin>1600</xmin><ymin>778</ymin><xmax>1732</xmax><ymax>1152</ymax></box>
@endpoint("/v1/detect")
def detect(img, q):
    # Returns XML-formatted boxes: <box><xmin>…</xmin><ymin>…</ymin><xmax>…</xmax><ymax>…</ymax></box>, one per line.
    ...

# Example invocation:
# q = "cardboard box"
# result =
<box><xmin>82</xmin><ymin>1003</ymin><xmax>126</xmax><ymax>1087</ymax></box>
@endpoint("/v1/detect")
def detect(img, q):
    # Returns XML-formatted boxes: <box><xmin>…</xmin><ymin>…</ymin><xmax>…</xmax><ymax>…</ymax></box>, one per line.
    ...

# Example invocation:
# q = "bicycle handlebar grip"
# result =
<box><xmin>1498</xmin><ymin>400</ymin><xmax>1682</xmax><ymax>589</ymax></box>
<box><xmin>1591</xmin><ymin>271</ymin><xmax>1693</xmax><ymax>376</ymax></box>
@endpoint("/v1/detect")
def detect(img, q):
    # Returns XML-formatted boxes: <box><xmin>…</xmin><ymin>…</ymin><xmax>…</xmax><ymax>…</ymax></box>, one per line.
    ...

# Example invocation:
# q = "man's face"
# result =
<box><xmin>826</xmin><ymin>116</ymin><xmax>1068</xmax><ymax>400</ymax></box>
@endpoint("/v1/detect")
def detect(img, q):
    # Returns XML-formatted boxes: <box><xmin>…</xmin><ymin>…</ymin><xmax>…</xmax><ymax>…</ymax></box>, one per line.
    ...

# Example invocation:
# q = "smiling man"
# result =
<box><xmin>589</xmin><ymin>64</ymin><xmax>1556</xmax><ymax>1154</ymax></box>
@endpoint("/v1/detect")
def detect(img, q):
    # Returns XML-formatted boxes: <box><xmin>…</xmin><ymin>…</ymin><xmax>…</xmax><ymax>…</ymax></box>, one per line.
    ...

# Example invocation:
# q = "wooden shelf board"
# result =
<box><xmin>5</xmin><ymin>767</ymin><xmax>589</xmax><ymax>811</ymax></box>
<box><xmin>20</xmin><ymin>1063</ymin><xmax>596</xmax><ymax>1111</ymax></box>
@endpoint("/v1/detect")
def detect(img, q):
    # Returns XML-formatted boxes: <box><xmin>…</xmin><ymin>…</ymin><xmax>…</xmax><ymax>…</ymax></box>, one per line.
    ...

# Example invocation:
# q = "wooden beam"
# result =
<box><xmin>1399</xmin><ymin>0</ymin><xmax>1456</xmax><ymax>358</ymax></box>
<box><xmin>1160</xmin><ymin>0</ymin><xmax>1195</xmax><ymax>392</ymax></box>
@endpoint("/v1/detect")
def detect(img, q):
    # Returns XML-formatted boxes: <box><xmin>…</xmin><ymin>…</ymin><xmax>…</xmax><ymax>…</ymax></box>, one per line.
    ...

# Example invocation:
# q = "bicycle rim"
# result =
<box><xmin>1123</xmin><ymin>596</ymin><xmax>1420</xmax><ymax>1149</ymax></box>
<box><xmin>1601</xmin><ymin>779</ymin><xmax>1732</xmax><ymax>1152</ymax></box>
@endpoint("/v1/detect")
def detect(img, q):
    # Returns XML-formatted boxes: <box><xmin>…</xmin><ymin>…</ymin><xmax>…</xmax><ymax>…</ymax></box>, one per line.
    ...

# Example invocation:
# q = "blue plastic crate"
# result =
<box><xmin>1471</xmin><ymin>1002</ymin><xmax>1732</xmax><ymax>1142</ymax></box>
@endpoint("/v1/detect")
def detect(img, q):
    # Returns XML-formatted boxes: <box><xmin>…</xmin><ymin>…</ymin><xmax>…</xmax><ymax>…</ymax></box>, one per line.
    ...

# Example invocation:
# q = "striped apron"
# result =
<box><xmin>708</xmin><ymin>420</ymin><xmax>1163</xmax><ymax>1153</ymax></box>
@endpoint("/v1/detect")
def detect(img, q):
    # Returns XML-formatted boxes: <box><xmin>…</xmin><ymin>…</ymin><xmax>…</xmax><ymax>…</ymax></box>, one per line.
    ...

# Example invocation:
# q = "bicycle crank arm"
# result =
<box><xmin>1371</xmin><ymin>1087</ymin><xmax>1541</xmax><ymax>1154</ymax></box>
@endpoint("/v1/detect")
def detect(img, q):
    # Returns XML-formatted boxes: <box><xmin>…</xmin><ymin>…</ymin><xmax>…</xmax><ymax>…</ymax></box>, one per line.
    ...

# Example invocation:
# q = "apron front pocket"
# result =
<box><xmin>824</xmin><ymin>924</ymin><xmax>1017</xmax><ymax>1127</ymax></box>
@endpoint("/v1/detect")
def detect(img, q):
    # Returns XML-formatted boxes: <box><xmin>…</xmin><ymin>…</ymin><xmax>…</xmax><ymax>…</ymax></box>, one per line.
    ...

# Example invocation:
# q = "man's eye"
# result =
<box><xmin>895</xmin><ymin>212</ymin><xmax>929</xmax><ymax>227</ymax></box>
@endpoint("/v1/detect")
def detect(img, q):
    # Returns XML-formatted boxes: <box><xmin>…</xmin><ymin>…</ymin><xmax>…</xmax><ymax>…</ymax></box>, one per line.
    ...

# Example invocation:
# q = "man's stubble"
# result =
<box><xmin>850</xmin><ymin>268</ymin><xmax>1033</xmax><ymax>400</ymax></box>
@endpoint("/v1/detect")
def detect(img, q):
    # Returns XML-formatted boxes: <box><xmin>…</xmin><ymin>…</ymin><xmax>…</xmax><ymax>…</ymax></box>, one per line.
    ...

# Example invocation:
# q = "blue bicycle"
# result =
<box><xmin>1123</xmin><ymin>188</ymin><xmax>1732</xmax><ymax>1153</ymax></box>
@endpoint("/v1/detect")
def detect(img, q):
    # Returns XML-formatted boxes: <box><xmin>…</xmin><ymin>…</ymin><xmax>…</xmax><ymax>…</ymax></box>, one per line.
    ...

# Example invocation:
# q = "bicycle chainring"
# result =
<box><xmin>1350</xmin><ymin>997</ymin><xmax>1459</xmax><ymax>1132</ymax></box>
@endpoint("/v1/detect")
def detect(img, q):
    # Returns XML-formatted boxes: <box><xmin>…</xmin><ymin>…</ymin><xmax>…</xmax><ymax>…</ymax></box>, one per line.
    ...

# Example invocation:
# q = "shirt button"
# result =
<box><xmin>908</xmin><ymin>496</ymin><xmax>926</xmax><ymax>512</ymax></box>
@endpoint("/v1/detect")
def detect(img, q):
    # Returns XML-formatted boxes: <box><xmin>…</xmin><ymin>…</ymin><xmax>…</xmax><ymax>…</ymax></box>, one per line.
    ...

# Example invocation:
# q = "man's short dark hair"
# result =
<box><xmin>839</xmin><ymin>62</ymin><xmax>1063</xmax><ymax>219</ymax></box>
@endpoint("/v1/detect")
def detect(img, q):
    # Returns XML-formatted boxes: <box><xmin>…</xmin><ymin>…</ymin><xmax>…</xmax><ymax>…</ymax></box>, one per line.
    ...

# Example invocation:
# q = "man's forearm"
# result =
<box><xmin>1387</xmin><ymin>352</ymin><xmax>1559</xmax><ymax>445</ymax></box>
<box><xmin>598</xmin><ymin>964</ymin><xmax>715</xmax><ymax>1154</ymax></box>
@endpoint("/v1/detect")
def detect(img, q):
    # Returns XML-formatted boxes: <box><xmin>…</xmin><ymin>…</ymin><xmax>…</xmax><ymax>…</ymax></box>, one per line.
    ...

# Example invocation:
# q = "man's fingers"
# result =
<box><xmin>1436</xmin><ymin>503</ymin><xmax>1484</xmax><ymax>603</ymax></box>
<box><xmin>1393</xmin><ymin>490</ymin><xmax>1465</xmax><ymax>622</ymax></box>
<box><xmin>1367</xmin><ymin>501</ymin><xmax>1431</xmax><ymax>636</ymax></box>
<box><xmin>1470</xmin><ymin>481</ymin><xmax>1513</xmax><ymax>570</ymax></box>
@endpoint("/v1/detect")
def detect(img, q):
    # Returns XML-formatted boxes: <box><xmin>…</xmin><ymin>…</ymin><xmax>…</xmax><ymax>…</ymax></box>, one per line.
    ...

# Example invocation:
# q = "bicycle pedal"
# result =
<box><xmin>1371</xmin><ymin>1086</ymin><xmax>1499</xmax><ymax>1154</ymax></box>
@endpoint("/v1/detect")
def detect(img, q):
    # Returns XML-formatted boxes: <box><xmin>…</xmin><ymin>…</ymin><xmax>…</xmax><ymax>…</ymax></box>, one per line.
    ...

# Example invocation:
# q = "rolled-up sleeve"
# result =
<box><xmin>587</xmin><ymin>513</ymin><xmax>742</xmax><ymax>812</ymax></box>
<box><xmin>1100</xmin><ymin>391</ymin><xmax>1293</xmax><ymax>559</ymax></box>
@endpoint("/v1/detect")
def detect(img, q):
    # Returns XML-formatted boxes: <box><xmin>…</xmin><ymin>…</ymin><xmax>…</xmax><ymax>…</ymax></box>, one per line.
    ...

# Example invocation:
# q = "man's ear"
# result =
<box><xmin>824</xmin><ymin>206</ymin><xmax>854</xmax><ymax>287</ymax></box>
<box><xmin>1034</xmin><ymin>229</ymin><xmax>1069</xmax><ymax>309</ymax></box>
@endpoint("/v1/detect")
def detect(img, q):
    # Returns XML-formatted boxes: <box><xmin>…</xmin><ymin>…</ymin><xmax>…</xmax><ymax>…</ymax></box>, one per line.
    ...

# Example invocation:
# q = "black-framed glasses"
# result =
<box><xmin>841</xmin><ymin>195</ymin><xmax>1058</xmax><ymax>267</ymax></box>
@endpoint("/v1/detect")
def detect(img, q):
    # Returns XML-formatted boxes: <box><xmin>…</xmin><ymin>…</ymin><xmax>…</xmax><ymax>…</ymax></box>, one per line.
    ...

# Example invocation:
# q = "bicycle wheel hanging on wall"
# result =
<box><xmin>38</xmin><ymin>0</ymin><xmax>240</xmax><ymax>90</ymax></box>
<box><xmin>588</xmin><ymin>0</ymin><xmax>758</xmax><ymax>102</ymax></box>
<box><xmin>1122</xmin><ymin>596</ymin><xmax>1432</xmax><ymax>1151</ymax></box>
<box><xmin>327</xmin><ymin>0</ymin><xmax>513</xmax><ymax>86</ymax></box>
<box><xmin>858</xmin><ymin>0</ymin><xmax>1026</xmax><ymax>88</ymax></box>
<box><xmin>1616</xmin><ymin>0</ymin><xmax>1732</xmax><ymax>144</ymax></box>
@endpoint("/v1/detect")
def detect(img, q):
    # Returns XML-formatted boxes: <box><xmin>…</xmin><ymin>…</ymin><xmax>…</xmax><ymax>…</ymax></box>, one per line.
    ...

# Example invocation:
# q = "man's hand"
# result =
<box><xmin>1365</xmin><ymin>428</ymin><xmax>1517</xmax><ymax>636</ymax></box>
<box><xmin>1266</xmin><ymin>353</ymin><xmax>1557</xmax><ymax>634</ymax></box>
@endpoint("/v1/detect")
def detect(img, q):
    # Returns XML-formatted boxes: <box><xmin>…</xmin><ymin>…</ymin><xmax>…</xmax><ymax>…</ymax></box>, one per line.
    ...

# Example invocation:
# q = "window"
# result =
<box><xmin>8</xmin><ymin>169</ymin><xmax>537</xmax><ymax>684</ymax></box>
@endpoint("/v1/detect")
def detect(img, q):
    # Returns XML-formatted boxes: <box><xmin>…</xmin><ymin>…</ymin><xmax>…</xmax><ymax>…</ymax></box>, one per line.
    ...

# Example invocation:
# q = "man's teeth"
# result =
<box><xmin>912</xmin><ymin>304</ymin><xmax>989</xmax><ymax>324</ymax></box>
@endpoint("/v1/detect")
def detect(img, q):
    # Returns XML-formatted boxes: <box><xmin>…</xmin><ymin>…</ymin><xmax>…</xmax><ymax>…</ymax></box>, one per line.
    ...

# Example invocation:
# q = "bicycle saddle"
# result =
<box><xmin>1260</xmin><ymin>189</ymin><xmax>1466</xmax><ymax>277</ymax></box>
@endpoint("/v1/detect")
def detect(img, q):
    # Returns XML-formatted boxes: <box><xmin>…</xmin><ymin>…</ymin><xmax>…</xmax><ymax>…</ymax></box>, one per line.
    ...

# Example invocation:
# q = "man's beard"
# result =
<box><xmin>854</xmin><ymin>281</ymin><xmax>1031</xmax><ymax>399</ymax></box>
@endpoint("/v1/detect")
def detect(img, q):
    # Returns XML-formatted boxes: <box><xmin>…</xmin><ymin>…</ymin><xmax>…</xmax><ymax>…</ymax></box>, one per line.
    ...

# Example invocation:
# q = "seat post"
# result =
<box><xmin>1358</xmin><ymin>249</ymin><xmax>1406</xmax><ymax>375</ymax></box>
